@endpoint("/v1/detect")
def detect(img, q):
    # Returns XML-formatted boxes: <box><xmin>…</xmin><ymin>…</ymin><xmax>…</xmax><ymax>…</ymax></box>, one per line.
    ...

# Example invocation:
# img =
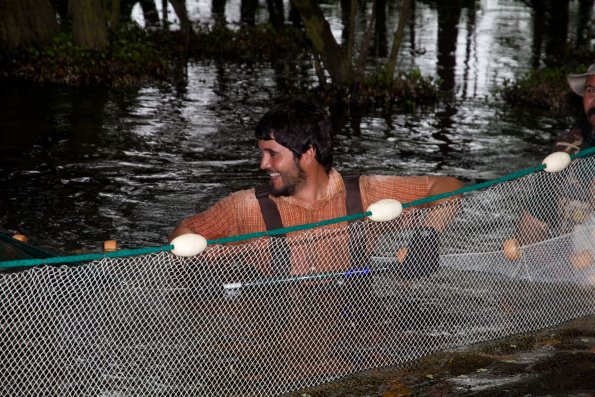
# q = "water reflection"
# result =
<box><xmin>0</xmin><ymin>0</ymin><xmax>589</xmax><ymax>254</ymax></box>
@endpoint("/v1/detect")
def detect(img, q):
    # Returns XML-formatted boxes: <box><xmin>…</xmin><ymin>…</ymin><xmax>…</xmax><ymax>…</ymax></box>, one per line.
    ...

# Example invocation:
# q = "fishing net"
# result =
<box><xmin>0</xmin><ymin>156</ymin><xmax>593</xmax><ymax>396</ymax></box>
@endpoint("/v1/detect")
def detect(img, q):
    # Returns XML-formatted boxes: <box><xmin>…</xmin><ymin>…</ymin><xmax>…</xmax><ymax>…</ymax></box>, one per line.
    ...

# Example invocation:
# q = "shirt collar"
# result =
<box><xmin>275</xmin><ymin>168</ymin><xmax>344</xmax><ymax>207</ymax></box>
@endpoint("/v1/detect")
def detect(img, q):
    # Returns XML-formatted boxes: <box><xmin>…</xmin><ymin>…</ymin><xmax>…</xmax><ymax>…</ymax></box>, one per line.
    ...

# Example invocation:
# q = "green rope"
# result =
<box><xmin>0</xmin><ymin>246</ymin><xmax>173</xmax><ymax>269</ymax></box>
<box><xmin>1</xmin><ymin>146</ymin><xmax>593</xmax><ymax>269</ymax></box>
<box><xmin>571</xmin><ymin>145</ymin><xmax>595</xmax><ymax>159</ymax></box>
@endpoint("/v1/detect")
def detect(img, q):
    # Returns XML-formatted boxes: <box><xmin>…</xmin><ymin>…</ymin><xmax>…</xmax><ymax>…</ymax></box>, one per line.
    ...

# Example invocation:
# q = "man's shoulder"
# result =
<box><xmin>227</xmin><ymin>188</ymin><xmax>259</xmax><ymax>202</ymax></box>
<box><xmin>360</xmin><ymin>174</ymin><xmax>429</xmax><ymax>184</ymax></box>
<box><xmin>207</xmin><ymin>188</ymin><xmax>260</xmax><ymax>216</ymax></box>
<box><xmin>359</xmin><ymin>174</ymin><xmax>430</xmax><ymax>198</ymax></box>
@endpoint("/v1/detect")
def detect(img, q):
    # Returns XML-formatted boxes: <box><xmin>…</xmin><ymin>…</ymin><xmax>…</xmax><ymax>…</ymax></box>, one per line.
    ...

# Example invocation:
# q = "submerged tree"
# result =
<box><xmin>290</xmin><ymin>0</ymin><xmax>413</xmax><ymax>97</ymax></box>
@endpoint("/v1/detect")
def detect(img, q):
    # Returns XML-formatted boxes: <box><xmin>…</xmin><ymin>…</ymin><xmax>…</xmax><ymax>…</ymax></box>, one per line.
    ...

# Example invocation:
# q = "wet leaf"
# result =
<box><xmin>384</xmin><ymin>381</ymin><xmax>412</xmax><ymax>397</ymax></box>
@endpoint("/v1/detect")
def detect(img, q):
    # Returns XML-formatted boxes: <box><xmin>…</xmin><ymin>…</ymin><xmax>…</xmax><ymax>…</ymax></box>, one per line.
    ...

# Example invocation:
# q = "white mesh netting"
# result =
<box><xmin>0</xmin><ymin>157</ymin><xmax>593</xmax><ymax>396</ymax></box>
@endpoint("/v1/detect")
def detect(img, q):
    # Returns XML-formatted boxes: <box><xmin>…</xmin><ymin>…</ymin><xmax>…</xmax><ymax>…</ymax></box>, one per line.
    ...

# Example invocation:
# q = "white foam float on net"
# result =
<box><xmin>542</xmin><ymin>151</ymin><xmax>571</xmax><ymax>173</ymax></box>
<box><xmin>171</xmin><ymin>233</ymin><xmax>208</xmax><ymax>257</ymax></box>
<box><xmin>367</xmin><ymin>199</ymin><xmax>403</xmax><ymax>222</ymax></box>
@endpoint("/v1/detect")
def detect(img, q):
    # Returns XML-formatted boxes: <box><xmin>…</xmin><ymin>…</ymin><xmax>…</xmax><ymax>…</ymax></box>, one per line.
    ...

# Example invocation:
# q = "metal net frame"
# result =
<box><xmin>0</xmin><ymin>156</ymin><xmax>593</xmax><ymax>396</ymax></box>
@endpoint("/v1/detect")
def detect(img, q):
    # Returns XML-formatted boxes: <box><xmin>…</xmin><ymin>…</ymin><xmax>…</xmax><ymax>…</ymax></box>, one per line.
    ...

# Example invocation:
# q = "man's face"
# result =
<box><xmin>584</xmin><ymin>74</ymin><xmax>595</xmax><ymax>130</ymax></box>
<box><xmin>258</xmin><ymin>139</ymin><xmax>306</xmax><ymax>197</ymax></box>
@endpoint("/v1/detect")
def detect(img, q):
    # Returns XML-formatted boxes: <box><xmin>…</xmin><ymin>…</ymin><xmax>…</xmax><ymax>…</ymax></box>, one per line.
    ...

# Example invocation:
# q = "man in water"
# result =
<box><xmin>170</xmin><ymin>97</ymin><xmax>462</xmax><ymax>275</ymax></box>
<box><xmin>555</xmin><ymin>63</ymin><xmax>595</xmax><ymax>154</ymax></box>
<box><xmin>516</xmin><ymin>64</ymin><xmax>595</xmax><ymax>246</ymax></box>
<box><xmin>515</xmin><ymin>64</ymin><xmax>595</xmax><ymax>272</ymax></box>
<box><xmin>169</xmin><ymin>98</ymin><xmax>464</xmax><ymax>380</ymax></box>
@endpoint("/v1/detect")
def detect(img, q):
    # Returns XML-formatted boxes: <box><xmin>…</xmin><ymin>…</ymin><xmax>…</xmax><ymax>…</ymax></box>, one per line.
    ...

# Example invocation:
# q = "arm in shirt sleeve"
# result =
<box><xmin>553</xmin><ymin>128</ymin><xmax>583</xmax><ymax>155</ymax></box>
<box><xmin>515</xmin><ymin>129</ymin><xmax>582</xmax><ymax>245</ymax></box>
<box><xmin>421</xmin><ymin>175</ymin><xmax>464</xmax><ymax>233</ymax></box>
<box><xmin>169</xmin><ymin>194</ymin><xmax>240</xmax><ymax>242</ymax></box>
<box><xmin>362</xmin><ymin>174</ymin><xmax>463</xmax><ymax>233</ymax></box>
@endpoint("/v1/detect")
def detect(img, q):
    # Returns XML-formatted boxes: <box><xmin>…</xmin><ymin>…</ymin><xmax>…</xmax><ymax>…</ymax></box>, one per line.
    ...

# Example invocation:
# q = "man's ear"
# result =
<box><xmin>302</xmin><ymin>145</ymin><xmax>317</xmax><ymax>165</ymax></box>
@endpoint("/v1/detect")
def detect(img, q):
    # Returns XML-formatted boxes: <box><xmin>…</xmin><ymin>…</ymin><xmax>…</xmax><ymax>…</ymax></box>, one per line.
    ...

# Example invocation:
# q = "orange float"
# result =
<box><xmin>12</xmin><ymin>234</ymin><xmax>28</xmax><ymax>243</ymax></box>
<box><xmin>103</xmin><ymin>240</ymin><xmax>118</xmax><ymax>252</ymax></box>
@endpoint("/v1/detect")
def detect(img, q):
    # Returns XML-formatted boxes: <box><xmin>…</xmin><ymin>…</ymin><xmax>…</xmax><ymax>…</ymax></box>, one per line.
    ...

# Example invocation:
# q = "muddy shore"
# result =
<box><xmin>292</xmin><ymin>314</ymin><xmax>595</xmax><ymax>396</ymax></box>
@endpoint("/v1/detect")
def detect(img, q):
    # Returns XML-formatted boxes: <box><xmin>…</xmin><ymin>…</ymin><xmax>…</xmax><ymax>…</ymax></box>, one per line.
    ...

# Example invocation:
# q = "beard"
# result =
<box><xmin>269</xmin><ymin>160</ymin><xmax>307</xmax><ymax>197</ymax></box>
<box><xmin>587</xmin><ymin>107</ymin><xmax>595</xmax><ymax>132</ymax></box>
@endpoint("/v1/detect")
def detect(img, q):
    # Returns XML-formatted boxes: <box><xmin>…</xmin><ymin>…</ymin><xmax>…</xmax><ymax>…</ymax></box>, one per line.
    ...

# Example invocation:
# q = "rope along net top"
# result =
<box><xmin>0</xmin><ymin>150</ymin><xmax>593</xmax><ymax>396</ymax></box>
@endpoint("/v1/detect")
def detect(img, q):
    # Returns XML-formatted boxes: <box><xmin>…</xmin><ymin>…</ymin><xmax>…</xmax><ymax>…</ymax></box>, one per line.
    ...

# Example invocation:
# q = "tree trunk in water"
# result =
<box><xmin>544</xmin><ymin>0</ymin><xmax>569</xmax><ymax>66</ymax></box>
<box><xmin>241</xmin><ymin>0</ymin><xmax>258</xmax><ymax>27</ymax></box>
<box><xmin>386</xmin><ymin>0</ymin><xmax>412</xmax><ymax>82</ymax></box>
<box><xmin>436</xmin><ymin>0</ymin><xmax>460</xmax><ymax>92</ymax></box>
<box><xmin>139</xmin><ymin>0</ymin><xmax>160</xmax><ymax>28</ymax></box>
<box><xmin>162</xmin><ymin>0</ymin><xmax>169</xmax><ymax>29</ymax></box>
<box><xmin>372</xmin><ymin>0</ymin><xmax>387</xmax><ymax>58</ymax></box>
<box><xmin>288</xmin><ymin>2</ymin><xmax>301</xmax><ymax>28</ymax></box>
<box><xmin>354</xmin><ymin>0</ymin><xmax>378</xmax><ymax>82</ymax></box>
<box><xmin>575</xmin><ymin>0</ymin><xmax>592</xmax><ymax>49</ymax></box>
<box><xmin>339</xmin><ymin>0</ymin><xmax>356</xmax><ymax>61</ymax></box>
<box><xmin>212</xmin><ymin>0</ymin><xmax>226</xmax><ymax>26</ymax></box>
<box><xmin>169</xmin><ymin>0</ymin><xmax>192</xmax><ymax>34</ymax></box>
<box><xmin>530</xmin><ymin>0</ymin><xmax>545</xmax><ymax>68</ymax></box>
<box><xmin>69</xmin><ymin>0</ymin><xmax>108</xmax><ymax>50</ymax></box>
<box><xmin>290</xmin><ymin>0</ymin><xmax>352</xmax><ymax>86</ymax></box>
<box><xmin>266</xmin><ymin>0</ymin><xmax>285</xmax><ymax>30</ymax></box>
<box><xmin>0</xmin><ymin>0</ymin><xmax>59</xmax><ymax>50</ymax></box>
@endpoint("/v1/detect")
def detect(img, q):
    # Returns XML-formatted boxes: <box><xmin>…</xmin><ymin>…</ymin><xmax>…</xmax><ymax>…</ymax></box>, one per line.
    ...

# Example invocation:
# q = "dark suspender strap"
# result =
<box><xmin>342</xmin><ymin>175</ymin><xmax>363</xmax><ymax>219</ymax></box>
<box><xmin>342</xmin><ymin>174</ymin><xmax>365</xmax><ymax>269</ymax></box>
<box><xmin>255</xmin><ymin>185</ymin><xmax>285</xmax><ymax>235</ymax></box>
<box><xmin>255</xmin><ymin>185</ymin><xmax>290</xmax><ymax>275</ymax></box>
<box><xmin>255</xmin><ymin>176</ymin><xmax>364</xmax><ymax>275</ymax></box>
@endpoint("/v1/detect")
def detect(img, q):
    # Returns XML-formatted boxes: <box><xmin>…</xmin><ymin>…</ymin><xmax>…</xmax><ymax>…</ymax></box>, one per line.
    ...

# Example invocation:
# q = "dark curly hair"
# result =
<box><xmin>254</xmin><ymin>97</ymin><xmax>333</xmax><ymax>172</ymax></box>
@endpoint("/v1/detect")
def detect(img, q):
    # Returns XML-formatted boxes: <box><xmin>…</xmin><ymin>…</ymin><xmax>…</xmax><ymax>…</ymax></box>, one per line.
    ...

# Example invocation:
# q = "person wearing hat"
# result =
<box><xmin>514</xmin><ymin>64</ymin><xmax>595</xmax><ymax>274</ymax></box>
<box><xmin>554</xmin><ymin>63</ymin><xmax>595</xmax><ymax>153</ymax></box>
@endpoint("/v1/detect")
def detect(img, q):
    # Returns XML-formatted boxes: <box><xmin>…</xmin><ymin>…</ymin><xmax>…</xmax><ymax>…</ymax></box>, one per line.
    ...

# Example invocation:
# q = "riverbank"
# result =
<box><xmin>293</xmin><ymin>314</ymin><xmax>595</xmax><ymax>396</ymax></box>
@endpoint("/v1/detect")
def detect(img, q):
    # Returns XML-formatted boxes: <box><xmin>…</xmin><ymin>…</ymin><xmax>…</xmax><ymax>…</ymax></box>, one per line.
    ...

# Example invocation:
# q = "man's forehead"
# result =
<box><xmin>257</xmin><ymin>138</ymin><xmax>287</xmax><ymax>151</ymax></box>
<box><xmin>586</xmin><ymin>74</ymin><xmax>595</xmax><ymax>85</ymax></box>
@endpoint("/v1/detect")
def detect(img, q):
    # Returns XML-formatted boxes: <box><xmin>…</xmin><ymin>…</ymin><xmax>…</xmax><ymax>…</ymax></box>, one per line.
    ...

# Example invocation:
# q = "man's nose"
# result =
<box><xmin>260</xmin><ymin>155</ymin><xmax>269</xmax><ymax>170</ymax></box>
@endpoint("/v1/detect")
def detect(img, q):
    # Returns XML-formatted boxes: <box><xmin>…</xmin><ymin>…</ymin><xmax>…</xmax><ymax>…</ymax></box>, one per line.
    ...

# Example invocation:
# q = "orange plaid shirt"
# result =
<box><xmin>182</xmin><ymin>169</ymin><xmax>430</xmax><ymax>274</ymax></box>
<box><xmin>181</xmin><ymin>168</ymin><xmax>429</xmax><ymax>240</ymax></box>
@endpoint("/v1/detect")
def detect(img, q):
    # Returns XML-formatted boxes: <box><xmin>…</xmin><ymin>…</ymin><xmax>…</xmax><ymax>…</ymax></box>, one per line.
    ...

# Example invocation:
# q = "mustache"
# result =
<box><xmin>587</xmin><ymin>107</ymin><xmax>595</xmax><ymax>118</ymax></box>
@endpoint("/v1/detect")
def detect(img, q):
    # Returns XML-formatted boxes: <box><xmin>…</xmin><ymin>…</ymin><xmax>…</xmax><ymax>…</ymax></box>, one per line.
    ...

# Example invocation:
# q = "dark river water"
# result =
<box><xmin>0</xmin><ymin>0</ymin><xmax>589</xmax><ymax>254</ymax></box>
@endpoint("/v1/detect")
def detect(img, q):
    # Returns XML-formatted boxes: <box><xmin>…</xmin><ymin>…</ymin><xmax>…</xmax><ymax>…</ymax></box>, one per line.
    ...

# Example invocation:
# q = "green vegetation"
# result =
<box><xmin>0</xmin><ymin>23</ymin><xmax>440</xmax><ymax>110</ymax></box>
<box><xmin>497</xmin><ymin>67</ymin><xmax>585</xmax><ymax>116</ymax></box>
<box><xmin>313</xmin><ymin>67</ymin><xmax>440</xmax><ymax>112</ymax></box>
<box><xmin>191</xmin><ymin>24</ymin><xmax>307</xmax><ymax>62</ymax></box>
<box><xmin>0</xmin><ymin>25</ymin><xmax>307</xmax><ymax>87</ymax></box>
<box><xmin>1</xmin><ymin>27</ymin><xmax>175</xmax><ymax>86</ymax></box>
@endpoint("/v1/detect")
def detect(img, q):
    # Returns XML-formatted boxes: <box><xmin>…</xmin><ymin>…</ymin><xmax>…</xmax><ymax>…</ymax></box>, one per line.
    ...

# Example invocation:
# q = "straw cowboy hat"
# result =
<box><xmin>567</xmin><ymin>63</ymin><xmax>595</xmax><ymax>96</ymax></box>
